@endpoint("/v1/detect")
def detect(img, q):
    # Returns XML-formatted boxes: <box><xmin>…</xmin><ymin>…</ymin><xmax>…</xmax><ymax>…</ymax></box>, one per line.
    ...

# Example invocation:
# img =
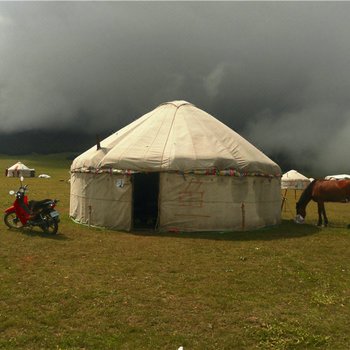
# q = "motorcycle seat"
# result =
<box><xmin>29</xmin><ymin>199</ymin><xmax>53</xmax><ymax>211</ymax></box>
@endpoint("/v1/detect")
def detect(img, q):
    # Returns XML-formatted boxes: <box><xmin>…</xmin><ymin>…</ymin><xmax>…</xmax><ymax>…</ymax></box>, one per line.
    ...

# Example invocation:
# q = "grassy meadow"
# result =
<box><xmin>0</xmin><ymin>154</ymin><xmax>349</xmax><ymax>349</ymax></box>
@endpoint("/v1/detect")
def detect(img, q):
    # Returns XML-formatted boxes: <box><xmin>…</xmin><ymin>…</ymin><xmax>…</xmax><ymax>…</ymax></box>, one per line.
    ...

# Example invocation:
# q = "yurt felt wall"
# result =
<box><xmin>70</xmin><ymin>172</ymin><xmax>132</xmax><ymax>230</ymax></box>
<box><xmin>159</xmin><ymin>173</ymin><xmax>281</xmax><ymax>232</ymax></box>
<box><xmin>70</xmin><ymin>171</ymin><xmax>281</xmax><ymax>232</ymax></box>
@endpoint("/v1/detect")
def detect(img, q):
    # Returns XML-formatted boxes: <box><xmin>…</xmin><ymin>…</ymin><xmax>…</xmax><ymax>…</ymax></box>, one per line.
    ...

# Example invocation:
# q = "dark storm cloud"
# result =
<box><xmin>1</xmin><ymin>2</ymin><xmax>350</xmax><ymax>174</ymax></box>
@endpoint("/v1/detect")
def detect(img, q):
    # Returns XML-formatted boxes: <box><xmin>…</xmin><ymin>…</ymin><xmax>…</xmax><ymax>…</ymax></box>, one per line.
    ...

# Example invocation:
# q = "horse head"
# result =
<box><xmin>295</xmin><ymin>201</ymin><xmax>306</xmax><ymax>224</ymax></box>
<box><xmin>295</xmin><ymin>180</ymin><xmax>316</xmax><ymax>224</ymax></box>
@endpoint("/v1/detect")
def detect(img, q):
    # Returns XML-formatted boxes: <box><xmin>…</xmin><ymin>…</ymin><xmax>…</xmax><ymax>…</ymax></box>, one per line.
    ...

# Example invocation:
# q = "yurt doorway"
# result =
<box><xmin>132</xmin><ymin>173</ymin><xmax>159</xmax><ymax>230</ymax></box>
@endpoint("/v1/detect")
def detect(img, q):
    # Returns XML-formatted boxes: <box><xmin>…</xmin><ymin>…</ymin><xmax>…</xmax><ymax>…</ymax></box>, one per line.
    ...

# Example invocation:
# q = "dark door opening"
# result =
<box><xmin>132</xmin><ymin>173</ymin><xmax>159</xmax><ymax>230</ymax></box>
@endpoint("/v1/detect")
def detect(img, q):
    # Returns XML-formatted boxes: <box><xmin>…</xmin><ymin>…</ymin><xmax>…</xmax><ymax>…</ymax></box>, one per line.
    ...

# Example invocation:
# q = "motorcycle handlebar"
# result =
<box><xmin>17</xmin><ymin>185</ymin><xmax>27</xmax><ymax>195</ymax></box>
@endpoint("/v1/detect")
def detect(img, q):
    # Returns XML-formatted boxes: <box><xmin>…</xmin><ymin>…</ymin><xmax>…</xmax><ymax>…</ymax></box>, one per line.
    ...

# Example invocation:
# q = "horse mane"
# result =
<box><xmin>297</xmin><ymin>179</ymin><xmax>317</xmax><ymax>208</ymax></box>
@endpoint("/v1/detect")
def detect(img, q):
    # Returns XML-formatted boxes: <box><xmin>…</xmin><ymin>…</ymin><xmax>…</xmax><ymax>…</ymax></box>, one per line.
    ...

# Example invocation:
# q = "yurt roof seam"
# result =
<box><xmin>184</xmin><ymin>107</ymin><xmax>198</xmax><ymax>161</ymax></box>
<box><xmin>143</xmin><ymin>107</ymin><xmax>166</xmax><ymax>164</ymax></box>
<box><xmin>160</xmin><ymin>103</ymin><xmax>178</xmax><ymax>170</ymax></box>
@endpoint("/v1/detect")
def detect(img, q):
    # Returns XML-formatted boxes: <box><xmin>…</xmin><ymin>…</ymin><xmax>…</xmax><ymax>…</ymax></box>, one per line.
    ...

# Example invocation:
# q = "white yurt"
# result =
<box><xmin>325</xmin><ymin>174</ymin><xmax>350</xmax><ymax>180</ymax></box>
<box><xmin>6</xmin><ymin>161</ymin><xmax>35</xmax><ymax>177</ymax></box>
<box><xmin>281</xmin><ymin>170</ymin><xmax>310</xmax><ymax>190</ymax></box>
<box><xmin>70</xmin><ymin>101</ymin><xmax>281</xmax><ymax>232</ymax></box>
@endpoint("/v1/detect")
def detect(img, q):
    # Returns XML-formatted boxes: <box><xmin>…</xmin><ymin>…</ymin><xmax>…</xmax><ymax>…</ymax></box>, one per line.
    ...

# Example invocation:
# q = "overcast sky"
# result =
<box><xmin>1</xmin><ymin>2</ymin><xmax>350</xmax><ymax>175</ymax></box>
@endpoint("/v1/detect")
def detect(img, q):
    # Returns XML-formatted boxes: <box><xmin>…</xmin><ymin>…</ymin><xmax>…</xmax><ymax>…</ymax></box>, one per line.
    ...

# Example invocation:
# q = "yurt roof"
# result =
<box><xmin>71</xmin><ymin>101</ymin><xmax>281</xmax><ymax>176</ymax></box>
<box><xmin>7</xmin><ymin>161</ymin><xmax>34</xmax><ymax>171</ymax></box>
<box><xmin>282</xmin><ymin>170</ymin><xmax>310</xmax><ymax>181</ymax></box>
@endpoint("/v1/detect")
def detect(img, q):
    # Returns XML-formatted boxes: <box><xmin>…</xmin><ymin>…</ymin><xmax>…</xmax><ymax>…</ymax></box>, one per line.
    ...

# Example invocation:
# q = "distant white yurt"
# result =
<box><xmin>281</xmin><ymin>170</ymin><xmax>310</xmax><ymax>190</ymax></box>
<box><xmin>325</xmin><ymin>174</ymin><xmax>350</xmax><ymax>180</ymax></box>
<box><xmin>70</xmin><ymin>101</ymin><xmax>281</xmax><ymax>232</ymax></box>
<box><xmin>6</xmin><ymin>161</ymin><xmax>35</xmax><ymax>178</ymax></box>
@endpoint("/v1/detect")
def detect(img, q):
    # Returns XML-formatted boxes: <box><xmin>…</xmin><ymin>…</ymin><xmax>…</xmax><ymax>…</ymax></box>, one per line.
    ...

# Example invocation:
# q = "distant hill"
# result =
<box><xmin>0</xmin><ymin>129</ymin><xmax>109</xmax><ymax>155</ymax></box>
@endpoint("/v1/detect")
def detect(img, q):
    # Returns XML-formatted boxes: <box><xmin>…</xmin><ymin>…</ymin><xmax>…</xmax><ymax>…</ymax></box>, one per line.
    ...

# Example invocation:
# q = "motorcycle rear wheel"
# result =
<box><xmin>4</xmin><ymin>212</ymin><xmax>24</xmax><ymax>229</ymax></box>
<box><xmin>42</xmin><ymin>215</ymin><xmax>58</xmax><ymax>234</ymax></box>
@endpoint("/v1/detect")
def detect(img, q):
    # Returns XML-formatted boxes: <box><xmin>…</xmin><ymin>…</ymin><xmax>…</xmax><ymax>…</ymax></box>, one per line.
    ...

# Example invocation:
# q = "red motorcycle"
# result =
<box><xmin>4</xmin><ymin>177</ymin><xmax>60</xmax><ymax>234</ymax></box>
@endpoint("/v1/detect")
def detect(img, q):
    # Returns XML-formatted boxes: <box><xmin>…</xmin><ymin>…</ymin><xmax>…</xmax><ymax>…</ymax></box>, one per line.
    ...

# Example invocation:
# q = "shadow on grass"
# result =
<box><xmin>129</xmin><ymin>220</ymin><xmax>321</xmax><ymax>241</ymax></box>
<box><xmin>6</xmin><ymin>227</ymin><xmax>69</xmax><ymax>240</ymax></box>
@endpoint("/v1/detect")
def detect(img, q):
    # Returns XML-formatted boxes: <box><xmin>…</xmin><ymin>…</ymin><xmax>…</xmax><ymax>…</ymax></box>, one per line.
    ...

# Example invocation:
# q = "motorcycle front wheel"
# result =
<box><xmin>4</xmin><ymin>212</ymin><xmax>24</xmax><ymax>229</ymax></box>
<box><xmin>41</xmin><ymin>215</ymin><xmax>58</xmax><ymax>234</ymax></box>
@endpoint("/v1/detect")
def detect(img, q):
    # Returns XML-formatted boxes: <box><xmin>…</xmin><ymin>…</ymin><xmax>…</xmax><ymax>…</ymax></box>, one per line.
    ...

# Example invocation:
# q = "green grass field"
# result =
<box><xmin>0</xmin><ymin>154</ymin><xmax>349</xmax><ymax>349</ymax></box>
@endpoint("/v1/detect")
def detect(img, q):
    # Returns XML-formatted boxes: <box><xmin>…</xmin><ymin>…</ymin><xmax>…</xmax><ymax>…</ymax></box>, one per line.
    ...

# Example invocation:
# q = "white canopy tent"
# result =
<box><xmin>6</xmin><ymin>161</ymin><xmax>35</xmax><ymax>177</ymax></box>
<box><xmin>281</xmin><ymin>170</ymin><xmax>311</xmax><ymax>190</ymax></box>
<box><xmin>70</xmin><ymin>100</ymin><xmax>282</xmax><ymax>232</ymax></box>
<box><xmin>281</xmin><ymin>169</ymin><xmax>311</xmax><ymax>211</ymax></box>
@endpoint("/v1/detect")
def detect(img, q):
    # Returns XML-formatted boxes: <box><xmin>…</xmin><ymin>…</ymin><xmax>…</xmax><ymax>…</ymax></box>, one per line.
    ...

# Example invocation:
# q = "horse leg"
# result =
<box><xmin>322</xmin><ymin>203</ymin><xmax>328</xmax><ymax>227</ymax></box>
<box><xmin>317</xmin><ymin>202</ymin><xmax>323</xmax><ymax>226</ymax></box>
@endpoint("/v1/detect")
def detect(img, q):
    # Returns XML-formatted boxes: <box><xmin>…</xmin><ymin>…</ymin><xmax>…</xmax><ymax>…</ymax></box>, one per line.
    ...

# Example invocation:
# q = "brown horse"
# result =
<box><xmin>296</xmin><ymin>179</ymin><xmax>350</xmax><ymax>226</ymax></box>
